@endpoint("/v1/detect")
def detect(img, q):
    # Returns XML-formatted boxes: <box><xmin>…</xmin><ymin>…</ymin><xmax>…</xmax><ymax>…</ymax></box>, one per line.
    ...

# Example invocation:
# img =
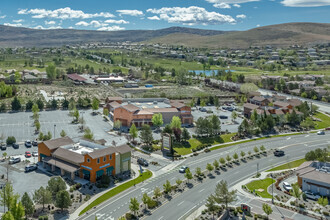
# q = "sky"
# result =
<box><xmin>0</xmin><ymin>0</ymin><xmax>329</xmax><ymax>31</ymax></box>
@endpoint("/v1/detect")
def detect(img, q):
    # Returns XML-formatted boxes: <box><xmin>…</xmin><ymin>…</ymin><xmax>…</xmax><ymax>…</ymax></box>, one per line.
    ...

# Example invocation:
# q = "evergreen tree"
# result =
<box><xmin>55</xmin><ymin>190</ymin><xmax>71</xmax><ymax>211</ymax></box>
<box><xmin>139</xmin><ymin>124</ymin><xmax>153</xmax><ymax>146</ymax></box>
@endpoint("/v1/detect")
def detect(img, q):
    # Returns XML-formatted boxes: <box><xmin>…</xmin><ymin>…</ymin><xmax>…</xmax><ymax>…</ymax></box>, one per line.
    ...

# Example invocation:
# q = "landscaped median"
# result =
<box><xmin>266</xmin><ymin>158</ymin><xmax>306</xmax><ymax>172</ymax></box>
<box><xmin>314</xmin><ymin>111</ymin><xmax>330</xmax><ymax>129</ymax></box>
<box><xmin>79</xmin><ymin>170</ymin><xmax>152</xmax><ymax>216</ymax></box>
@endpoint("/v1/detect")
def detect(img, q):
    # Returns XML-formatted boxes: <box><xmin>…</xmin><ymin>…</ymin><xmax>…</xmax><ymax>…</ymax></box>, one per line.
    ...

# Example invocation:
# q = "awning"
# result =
<box><xmin>43</xmin><ymin>157</ymin><xmax>80</xmax><ymax>173</ymax></box>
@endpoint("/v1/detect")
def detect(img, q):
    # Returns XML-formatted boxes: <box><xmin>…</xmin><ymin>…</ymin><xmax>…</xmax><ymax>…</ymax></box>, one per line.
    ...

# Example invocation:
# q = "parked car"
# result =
<box><xmin>9</xmin><ymin>157</ymin><xmax>21</xmax><ymax>164</ymax></box>
<box><xmin>317</xmin><ymin>131</ymin><xmax>325</xmax><ymax>135</ymax></box>
<box><xmin>179</xmin><ymin>166</ymin><xmax>188</xmax><ymax>173</ymax></box>
<box><xmin>1</xmin><ymin>145</ymin><xmax>6</xmax><ymax>151</ymax></box>
<box><xmin>32</xmin><ymin>141</ymin><xmax>38</xmax><ymax>146</ymax></box>
<box><xmin>32</xmin><ymin>151</ymin><xmax>38</xmax><ymax>157</ymax></box>
<box><xmin>219</xmin><ymin>115</ymin><xmax>228</xmax><ymax>119</ymax></box>
<box><xmin>25</xmin><ymin>164</ymin><xmax>38</xmax><ymax>172</ymax></box>
<box><xmin>325</xmin><ymin>127</ymin><xmax>330</xmax><ymax>131</ymax></box>
<box><xmin>274</xmin><ymin>149</ymin><xmax>285</xmax><ymax>157</ymax></box>
<box><xmin>304</xmin><ymin>191</ymin><xmax>321</xmax><ymax>200</ymax></box>
<box><xmin>283</xmin><ymin>182</ymin><xmax>292</xmax><ymax>191</ymax></box>
<box><xmin>25</xmin><ymin>140</ymin><xmax>32</xmax><ymax>147</ymax></box>
<box><xmin>25</xmin><ymin>151</ymin><xmax>31</xmax><ymax>158</ymax></box>
<box><xmin>199</xmin><ymin>108</ymin><xmax>207</xmax><ymax>112</ymax></box>
<box><xmin>137</xmin><ymin>158</ymin><xmax>148</xmax><ymax>166</ymax></box>
<box><xmin>12</xmin><ymin>143</ymin><xmax>19</xmax><ymax>149</ymax></box>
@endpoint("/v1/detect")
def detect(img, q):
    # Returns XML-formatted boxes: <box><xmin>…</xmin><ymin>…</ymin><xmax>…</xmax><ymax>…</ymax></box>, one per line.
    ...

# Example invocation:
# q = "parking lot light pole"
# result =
<box><xmin>54</xmin><ymin>124</ymin><xmax>56</xmax><ymax>139</ymax></box>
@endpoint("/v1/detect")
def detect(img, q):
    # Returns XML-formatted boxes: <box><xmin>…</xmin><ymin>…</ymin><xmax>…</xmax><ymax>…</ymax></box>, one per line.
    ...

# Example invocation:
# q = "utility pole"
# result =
<box><xmin>257</xmin><ymin>162</ymin><xmax>259</xmax><ymax>176</ymax></box>
<box><xmin>271</xmin><ymin>173</ymin><xmax>274</xmax><ymax>204</ymax></box>
<box><xmin>54</xmin><ymin>124</ymin><xmax>56</xmax><ymax>139</ymax></box>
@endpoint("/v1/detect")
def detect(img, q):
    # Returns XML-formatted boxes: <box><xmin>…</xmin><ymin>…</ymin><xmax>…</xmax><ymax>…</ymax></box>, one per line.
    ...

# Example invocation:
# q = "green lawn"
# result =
<box><xmin>246</xmin><ymin>178</ymin><xmax>275</xmax><ymax>198</ymax></box>
<box><xmin>314</xmin><ymin>112</ymin><xmax>330</xmax><ymax>129</ymax></box>
<box><xmin>79</xmin><ymin>170</ymin><xmax>152</xmax><ymax>216</ymax></box>
<box><xmin>173</xmin><ymin>133</ymin><xmax>236</xmax><ymax>155</ymax></box>
<box><xmin>266</xmin><ymin>158</ymin><xmax>306</xmax><ymax>172</ymax></box>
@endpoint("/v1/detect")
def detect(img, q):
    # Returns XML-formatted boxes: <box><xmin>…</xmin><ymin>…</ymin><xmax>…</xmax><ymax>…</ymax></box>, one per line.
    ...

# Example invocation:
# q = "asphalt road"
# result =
<box><xmin>78</xmin><ymin>132</ymin><xmax>329</xmax><ymax>220</ymax></box>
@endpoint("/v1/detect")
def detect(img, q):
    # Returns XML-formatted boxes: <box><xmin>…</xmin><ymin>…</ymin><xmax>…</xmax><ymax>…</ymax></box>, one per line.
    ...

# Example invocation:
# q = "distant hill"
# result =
<box><xmin>0</xmin><ymin>26</ymin><xmax>226</xmax><ymax>47</ymax></box>
<box><xmin>0</xmin><ymin>22</ymin><xmax>329</xmax><ymax>48</ymax></box>
<box><xmin>148</xmin><ymin>22</ymin><xmax>330</xmax><ymax>49</ymax></box>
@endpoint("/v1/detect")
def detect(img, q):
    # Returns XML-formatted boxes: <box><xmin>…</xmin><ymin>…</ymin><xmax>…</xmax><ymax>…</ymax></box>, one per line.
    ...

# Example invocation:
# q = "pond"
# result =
<box><xmin>189</xmin><ymin>69</ymin><xmax>236</xmax><ymax>76</ymax></box>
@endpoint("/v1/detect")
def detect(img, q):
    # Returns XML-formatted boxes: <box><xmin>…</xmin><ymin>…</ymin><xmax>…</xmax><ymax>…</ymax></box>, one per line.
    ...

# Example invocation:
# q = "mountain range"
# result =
<box><xmin>0</xmin><ymin>22</ymin><xmax>329</xmax><ymax>48</ymax></box>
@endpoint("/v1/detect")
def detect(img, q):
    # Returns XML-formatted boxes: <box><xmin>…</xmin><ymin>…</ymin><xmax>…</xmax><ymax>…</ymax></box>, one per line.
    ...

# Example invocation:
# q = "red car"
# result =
<box><xmin>325</xmin><ymin>127</ymin><xmax>330</xmax><ymax>131</ymax></box>
<box><xmin>25</xmin><ymin>151</ymin><xmax>31</xmax><ymax>158</ymax></box>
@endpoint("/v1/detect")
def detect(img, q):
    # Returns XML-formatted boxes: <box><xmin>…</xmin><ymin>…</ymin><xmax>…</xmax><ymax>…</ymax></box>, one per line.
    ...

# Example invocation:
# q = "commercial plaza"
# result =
<box><xmin>38</xmin><ymin>137</ymin><xmax>132</xmax><ymax>182</ymax></box>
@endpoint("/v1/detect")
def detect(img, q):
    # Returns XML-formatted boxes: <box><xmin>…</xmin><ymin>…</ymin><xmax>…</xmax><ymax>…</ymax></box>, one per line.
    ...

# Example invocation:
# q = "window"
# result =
<box><xmin>103</xmin><ymin>156</ymin><xmax>106</xmax><ymax>162</ymax></box>
<box><xmin>87</xmin><ymin>158</ymin><xmax>90</xmax><ymax>163</ymax></box>
<box><xmin>97</xmin><ymin>158</ymin><xmax>100</xmax><ymax>164</ymax></box>
<box><xmin>109</xmin><ymin>155</ymin><xmax>112</xmax><ymax>160</ymax></box>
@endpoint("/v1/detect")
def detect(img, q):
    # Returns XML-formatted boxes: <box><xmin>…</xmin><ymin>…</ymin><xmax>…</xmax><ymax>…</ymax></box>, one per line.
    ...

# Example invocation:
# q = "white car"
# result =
<box><xmin>283</xmin><ymin>182</ymin><xmax>292</xmax><ymax>191</ymax></box>
<box><xmin>304</xmin><ymin>191</ymin><xmax>320</xmax><ymax>200</ymax></box>
<box><xmin>179</xmin><ymin>166</ymin><xmax>188</xmax><ymax>173</ymax></box>
<box><xmin>32</xmin><ymin>151</ymin><xmax>38</xmax><ymax>157</ymax></box>
<box><xmin>317</xmin><ymin>131</ymin><xmax>325</xmax><ymax>135</ymax></box>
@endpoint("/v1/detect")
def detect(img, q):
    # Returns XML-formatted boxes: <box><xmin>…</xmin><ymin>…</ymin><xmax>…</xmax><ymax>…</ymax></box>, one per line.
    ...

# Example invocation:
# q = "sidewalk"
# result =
<box><xmin>69</xmin><ymin>163</ymin><xmax>141</xmax><ymax>220</ymax></box>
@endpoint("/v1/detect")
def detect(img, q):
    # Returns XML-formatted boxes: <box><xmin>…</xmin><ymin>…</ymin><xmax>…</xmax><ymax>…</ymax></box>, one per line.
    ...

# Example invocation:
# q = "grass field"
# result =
<box><xmin>246</xmin><ymin>178</ymin><xmax>275</xmax><ymax>198</ymax></box>
<box><xmin>314</xmin><ymin>112</ymin><xmax>330</xmax><ymax>129</ymax></box>
<box><xmin>266</xmin><ymin>158</ymin><xmax>306</xmax><ymax>172</ymax></box>
<box><xmin>79</xmin><ymin>170</ymin><xmax>152</xmax><ymax>216</ymax></box>
<box><xmin>173</xmin><ymin>133</ymin><xmax>236</xmax><ymax>155</ymax></box>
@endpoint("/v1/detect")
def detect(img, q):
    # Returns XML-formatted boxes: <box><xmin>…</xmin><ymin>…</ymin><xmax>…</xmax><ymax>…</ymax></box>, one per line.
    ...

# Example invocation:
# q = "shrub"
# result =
<box><xmin>290</xmin><ymin>201</ymin><xmax>295</xmax><ymax>206</ymax></box>
<box><xmin>147</xmin><ymin>199</ymin><xmax>158</xmax><ymax>209</ymax></box>
<box><xmin>204</xmin><ymin>148</ymin><xmax>210</xmax><ymax>153</ymax></box>
<box><xmin>84</xmin><ymin>194</ymin><xmax>91</xmax><ymax>201</ymax></box>
<box><xmin>125</xmin><ymin>213</ymin><xmax>136</xmax><ymax>220</ymax></box>
<box><xmin>323</xmin><ymin>211</ymin><xmax>329</xmax><ymax>216</ymax></box>
<box><xmin>299</xmin><ymin>203</ymin><xmax>305</xmax><ymax>208</ymax></box>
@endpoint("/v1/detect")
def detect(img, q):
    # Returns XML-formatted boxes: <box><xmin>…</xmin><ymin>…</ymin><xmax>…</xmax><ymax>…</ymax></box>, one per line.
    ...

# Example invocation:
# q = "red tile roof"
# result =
<box><xmin>67</xmin><ymin>74</ymin><xmax>87</xmax><ymax>82</ymax></box>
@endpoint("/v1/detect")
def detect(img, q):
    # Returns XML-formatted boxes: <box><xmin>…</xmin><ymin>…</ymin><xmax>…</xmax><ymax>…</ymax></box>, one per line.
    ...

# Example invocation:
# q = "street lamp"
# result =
<box><xmin>54</xmin><ymin>124</ymin><xmax>56</xmax><ymax>139</ymax></box>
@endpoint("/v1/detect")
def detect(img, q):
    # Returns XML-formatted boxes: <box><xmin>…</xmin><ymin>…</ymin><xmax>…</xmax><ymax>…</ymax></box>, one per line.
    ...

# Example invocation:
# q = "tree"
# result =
<box><xmin>254</xmin><ymin>146</ymin><xmax>259</xmax><ymax>154</ymax></box>
<box><xmin>114</xmin><ymin>120</ymin><xmax>122</xmax><ymax>130</ymax></box>
<box><xmin>290</xmin><ymin>184</ymin><xmax>302</xmax><ymax>207</ymax></box>
<box><xmin>11</xmin><ymin>96</ymin><xmax>21</xmax><ymax>111</ymax></box>
<box><xmin>46</xmin><ymin>64</ymin><xmax>56</xmax><ymax>80</ymax></box>
<box><xmin>32</xmin><ymin>103</ymin><xmax>39</xmax><ymax>114</ymax></box>
<box><xmin>240</xmin><ymin>151</ymin><xmax>246</xmax><ymax>158</ymax></box>
<box><xmin>73</xmin><ymin>108</ymin><xmax>79</xmax><ymax>122</ymax></box>
<box><xmin>212</xmin><ymin>180</ymin><xmax>237</xmax><ymax>210</ymax></box>
<box><xmin>219</xmin><ymin>157</ymin><xmax>226</xmax><ymax>166</ymax></box>
<box><xmin>141</xmin><ymin>193</ymin><xmax>150</xmax><ymax>210</ymax></box>
<box><xmin>153</xmin><ymin>187</ymin><xmax>161</xmax><ymax>202</ymax></box>
<box><xmin>103</xmin><ymin>108</ymin><xmax>109</xmax><ymax>116</ymax></box>
<box><xmin>260</xmin><ymin>145</ymin><xmax>266</xmax><ymax>152</ymax></box>
<box><xmin>3</xmin><ymin>152</ymin><xmax>7</xmax><ymax>159</ymax></box>
<box><xmin>233</xmin><ymin>153</ymin><xmax>239</xmax><ymax>162</ymax></box>
<box><xmin>170</xmin><ymin>116</ymin><xmax>181</xmax><ymax>129</ymax></box>
<box><xmin>195</xmin><ymin>167</ymin><xmax>202</xmax><ymax>177</ymax></box>
<box><xmin>129</xmin><ymin>124</ymin><xmax>138</xmax><ymax>142</ymax></box>
<box><xmin>183</xmin><ymin>168</ymin><xmax>193</xmax><ymax>185</ymax></box>
<box><xmin>25</xmin><ymin>100</ymin><xmax>33</xmax><ymax>111</ymax></box>
<box><xmin>0</xmin><ymin>182</ymin><xmax>20</xmax><ymax>212</ymax></box>
<box><xmin>47</xmin><ymin>177</ymin><xmax>66</xmax><ymax>197</ymax></box>
<box><xmin>68</xmin><ymin>98</ymin><xmax>76</xmax><ymax>111</ymax></box>
<box><xmin>55</xmin><ymin>190</ymin><xmax>71</xmax><ymax>211</ymax></box>
<box><xmin>176</xmin><ymin>179</ymin><xmax>182</xmax><ymax>189</ymax></box>
<box><xmin>162</xmin><ymin>124</ymin><xmax>172</xmax><ymax>134</ymax></box>
<box><xmin>33</xmin><ymin>187</ymin><xmax>52</xmax><ymax>210</ymax></box>
<box><xmin>231</xmin><ymin>111</ymin><xmax>238</xmax><ymax>122</ymax></box>
<box><xmin>163</xmin><ymin>180</ymin><xmax>172</xmax><ymax>194</ymax></box>
<box><xmin>317</xmin><ymin>197</ymin><xmax>328</xmax><ymax>207</ymax></box>
<box><xmin>36</xmin><ymin>99</ymin><xmax>44</xmax><ymax>111</ymax></box>
<box><xmin>210</xmin><ymin>115</ymin><xmax>221</xmax><ymax>136</ymax></box>
<box><xmin>1</xmin><ymin>211</ymin><xmax>14</xmax><ymax>220</ymax></box>
<box><xmin>181</xmin><ymin>128</ymin><xmax>191</xmax><ymax>142</ymax></box>
<box><xmin>50</xmin><ymin>98</ymin><xmax>58</xmax><ymax>110</ymax></box>
<box><xmin>226</xmin><ymin>155</ymin><xmax>232</xmax><ymax>163</ymax></box>
<box><xmin>34</xmin><ymin>121</ymin><xmax>41</xmax><ymax>133</ymax></box>
<box><xmin>206</xmin><ymin>163</ymin><xmax>214</xmax><ymax>174</ymax></box>
<box><xmin>6</xmin><ymin>136</ymin><xmax>16</xmax><ymax>145</ymax></box>
<box><xmin>62</xmin><ymin>99</ymin><xmax>69</xmax><ymax>109</ymax></box>
<box><xmin>60</xmin><ymin>130</ymin><xmax>66</xmax><ymax>137</ymax></box>
<box><xmin>129</xmin><ymin>197</ymin><xmax>139</xmax><ymax>216</ymax></box>
<box><xmin>213</xmin><ymin>160</ymin><xmax>219</xmax><ymax>170</ymax></box>
<box><xmin>205</xmin><ymin>195</ymin><xmax>217</xmax><ymax>220</ymax></box>
<box><xmin>152</xmin><ymin>113</ymin><xmax>163</xmax><ymax>128</ymax></box>
<box><xmin>92</xmin><ymin>97</ymin><xmax>100</xmax><ymax>112</ymax></box>
<box><xmin>21</xmin><ymin>192</ymin><xmax>34</xmax><ymax>217</ymax></box>
<box><xmin>139</xmin><ymin>124</ymin><xmax>153</xmax><ymax>146</ymax></box>
<box><xmin>84</xmin><ymin>128</ymin><xmax>94</xmax><ymax>140</ymax></box>
<box><xmin>262</xmin><ymin>203</ymin><xmax>273</xmax><ymax>219</ymax></box>
<box><xmin>9</xmin><ymin>198</ymin><xmax>25</xmax><ymax>220</ymax></box>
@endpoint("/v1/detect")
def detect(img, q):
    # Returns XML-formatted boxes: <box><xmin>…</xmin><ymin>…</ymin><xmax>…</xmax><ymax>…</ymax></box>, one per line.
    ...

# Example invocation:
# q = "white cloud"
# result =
<box><xmin>117</xmin><ymin>9</ymin><xmax>144</xmax><ymax>16</ymax></box>
<box><xmin>206</xmin><ymin>0</ymin><xmax>259</xmax><ymax>3</ymax></box>
<box><xmin>213</xmin><ymin>3</ymin><xmax>231</xmax><ymax>8</ymax></box>
<box><xmin>233</xmin><ymin>4</ymin><xmax>241</xmax><ymax>7</ymax></box>
<box><xmin>18</xmin><ymin>7</ymin><xmax>115</xmax><ymax>19</ymax></box>
<box><xmin>45</xmin><ymin>20</ymin><xmax>56</xmax><ymax>25</ymax></box>
<box><xmin>33</xmin><ymin>25</ymin><xmax>62</xmax><ymax>29</ymax></box>
<box><xmin>97</xmin><ymin>26</ymin><xmax>125</xmax><ymax>31</ymax></box>
<box><xmin>75</xmin><ymin>20</ymin><xmax>108</xmax><ymax>28</ymax></box>
<box><xmin>256</xmin><ymin>24</ymin><xmax>260</xmax><ymax>27</ymax></box>
<box><xmin>13</xmin><ymin>19</ymin><xmax>23</xmax><ymax>23</ymax></box>
<box><xmin>0</xmin><ymin>15</ymin><xmax>6</xmax><ymax>19</ymax></box>
<box><xmin>236</xmin><ymin>14</ymin><xmax>247</xmax><ymax>19</ymax></box>
<box><xmin>281</xmin><ymin>0</ymin><xmax>330</xmax><ymax>7</ymax></box>
<box><xmin>147</xmin><ymin>16</ymin><xmax>160</xmax><ymax>20</ymax></box>
<box><xmin>4</xmin><ymin>23</ymin><xmax>22</xmax><ymax>27</ymax></box>
<box><xmin>146</xmin><ymin>6</ymin><xmax>236</xmax><ymax>25</ymax></box>
<box><xmin>104</xmin><ymin>19</ymin><xmax>129</xmax><ymax>24</ymax></box>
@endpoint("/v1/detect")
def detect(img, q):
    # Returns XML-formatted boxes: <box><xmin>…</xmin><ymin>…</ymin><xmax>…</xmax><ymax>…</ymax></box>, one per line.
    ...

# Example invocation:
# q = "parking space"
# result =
<box><xmin>132</xmin><ymin>151</ymin><xmax>172</xmax><ymax>172</ymax></box>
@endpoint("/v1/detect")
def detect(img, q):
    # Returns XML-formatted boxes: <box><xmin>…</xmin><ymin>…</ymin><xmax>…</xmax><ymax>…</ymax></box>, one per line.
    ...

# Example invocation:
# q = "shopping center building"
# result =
<box><xmin>38</xmin><ymin>137</ymin><xmax>132</xmax><ymax>182</ymax></box>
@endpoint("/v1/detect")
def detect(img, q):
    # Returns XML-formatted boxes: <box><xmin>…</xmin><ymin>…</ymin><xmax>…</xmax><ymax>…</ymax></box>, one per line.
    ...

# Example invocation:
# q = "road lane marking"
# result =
<box><xmin>158</xmin><ymin>216</ymin><xmax>164</xmax><ymax>220</ymax></box>
<box><xmin>178</xmin><ymin>205</ymin><xmax>197</xmax><ymax>220</ymax></box>
<box><xmin>286</xmin><ymin>137</ymin><xmax>291</xmax><ymax>140</ymax></box>
<box><xmin>178</xmin><ymin>201</ymin><xmax>184</xmax><ymax>206</ymax></box>
<box><xmin>199</xmin><ymin>189</ymin><xmax>205</xmax><ymax>193</ymax></box>
<box><xmin>304</xmin><ymin>135</ymin><xmax>309</xmax><ymax>137</ymax></box>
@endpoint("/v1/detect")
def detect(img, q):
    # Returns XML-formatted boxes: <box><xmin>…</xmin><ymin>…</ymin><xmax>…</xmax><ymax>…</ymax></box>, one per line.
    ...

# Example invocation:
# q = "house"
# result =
<box><xmin>273</xmin><ymin>101</ymin><xmax>293</xmax><ymax>109</ymax></box>
<box><xmin>67</xmin><ymin>74</ymin><xmax>87</xmax><ymax>84</ymax></box>
<box><xmin>250</xmin><ymin>96</ymin><xmax>270</xmax><ymax>106</ymax></box>
<box><xmin>296</xmin><ymin>161</ymin><xmax>330</xmax><ymax>197</ymax></box>
<box><xmin>38</xmin><ymin>137</ymin><xmax>132</xmax><ymax>183</ymax></box>
<box><xmin>243</xmin><ymin>103</ymin><xmax>259</xmax><ymax>118</ymax></box>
